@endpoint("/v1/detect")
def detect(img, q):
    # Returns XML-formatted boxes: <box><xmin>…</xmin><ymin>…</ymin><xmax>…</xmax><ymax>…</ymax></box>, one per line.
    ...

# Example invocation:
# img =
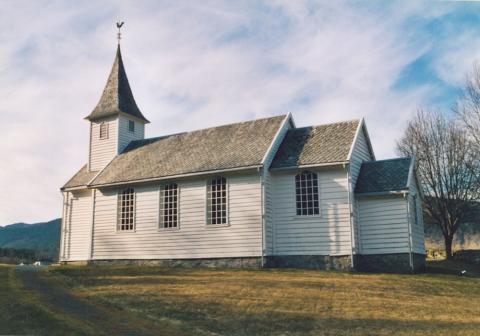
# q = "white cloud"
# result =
<box><xmin>0</xmin><ymin>0</ymin><xmax>474</xmax><ymax>224</ymax></box>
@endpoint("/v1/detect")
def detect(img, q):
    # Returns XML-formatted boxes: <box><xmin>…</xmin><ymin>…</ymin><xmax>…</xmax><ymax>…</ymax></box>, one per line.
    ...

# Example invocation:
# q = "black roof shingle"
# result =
<box><xmin>355</xmin><ymin>158</ymin><xmax>413</xmax><ymax>194</ymax></box>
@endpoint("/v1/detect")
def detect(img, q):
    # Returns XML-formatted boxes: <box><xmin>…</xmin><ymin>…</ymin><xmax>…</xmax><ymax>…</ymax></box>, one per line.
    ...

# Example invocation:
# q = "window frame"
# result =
<box><xmin>159</xmin><ymin>183</ymin><xmax>180</xmax><ymax>231</ymax></box>
<box><xmin>128</xmin><ymin>120</ymin><xmax>135</xmax><ymax>133</ymax></box>
<box><xmin>117</xmin><ymin>187</ymin><xmax>136</xmax><ymax>232</ymax></box>
<box><xmin>99</xmin><ymin>122</ymin><xmax>109</xmax><ymax>140</ymax></box>
<box><xmin>205</xmin><ymin>176</ymin><xmax>229</xmax><ymax>227</ymax></box>
<box><xmin>294</xmin><ymin>170</ymin><xmax>321</xmax><ymax>217</ymax></box>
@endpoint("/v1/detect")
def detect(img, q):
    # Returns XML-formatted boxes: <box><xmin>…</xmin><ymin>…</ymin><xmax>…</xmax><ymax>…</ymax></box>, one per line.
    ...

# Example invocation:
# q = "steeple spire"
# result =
<box><xmin>85</xmin><ymin>23</ymin><xmax>149</xmax><ymax>123</ymax></box>
<box><xmin>116</xmin><ymin>21</ymin><xmax>124</xmax><ymax>44</ymax></box>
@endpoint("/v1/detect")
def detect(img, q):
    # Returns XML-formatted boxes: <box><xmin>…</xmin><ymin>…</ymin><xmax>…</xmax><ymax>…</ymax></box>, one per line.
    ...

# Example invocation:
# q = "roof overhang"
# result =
<box><xmin>61</xmin><ymin>185</ymin><xmax>90</xmax><ymax>192</ymax></box>
<box><xmin>84</xmin><ymin>111</ymin><xmax>150</xmax><ymax>124</ymax></box>
<box><xmin>269</xmin><ymin>161</ymin><xmax>349</xmax><ymax>173</ymax></box>
<box><xmin>88</xmin><ymin>164</ymin><xmax>263</xmax><ymax>189</ymax></box>
<box><xmin>355</xmin><ymin>189</ymin><xmax>409</xmax><ymax>197</ymax></box>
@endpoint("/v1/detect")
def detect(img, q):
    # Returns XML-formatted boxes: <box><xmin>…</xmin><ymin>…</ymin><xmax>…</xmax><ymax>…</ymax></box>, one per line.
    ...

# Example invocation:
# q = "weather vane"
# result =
<box><xmin>116</xmin><ymin>21</ymin><xmax>124</xmax><ymax>44</ymax></box>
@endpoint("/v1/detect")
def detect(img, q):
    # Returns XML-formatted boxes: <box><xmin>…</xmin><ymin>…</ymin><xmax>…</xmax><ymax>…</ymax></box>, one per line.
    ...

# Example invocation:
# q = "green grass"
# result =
<box><xmin>48</xmin><ymin>264</ymin><xmax>480</xmax><ymax>336</ymax></box>
<box><xmin>0</xmin><ymin>265</ymin><xmax>84</xmax><ymax>335</ymax></box>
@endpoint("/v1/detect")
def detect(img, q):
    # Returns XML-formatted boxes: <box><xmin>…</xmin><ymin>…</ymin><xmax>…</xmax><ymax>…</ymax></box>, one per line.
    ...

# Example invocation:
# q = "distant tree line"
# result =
<box><xmin>0</xmin><ymin>247</ymin><xmax>54</xmax><ymax>264</ymax></box>
<box><xmin>397</xmin><ymin>64</ymin><xmax>480</xmax><ymax>259</ymax></box>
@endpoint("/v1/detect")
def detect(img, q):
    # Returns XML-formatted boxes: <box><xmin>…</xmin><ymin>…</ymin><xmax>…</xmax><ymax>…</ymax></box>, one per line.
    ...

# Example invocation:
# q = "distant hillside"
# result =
<box><xmin>0</xmin><ymin>219</ymin><xmax>61</xmax><ymax>260</ymax></box>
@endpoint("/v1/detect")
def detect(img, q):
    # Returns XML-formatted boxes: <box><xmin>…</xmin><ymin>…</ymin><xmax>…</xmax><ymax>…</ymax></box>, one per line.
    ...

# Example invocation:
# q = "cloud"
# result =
<box><xmin>0</xmin><ymin>0</ymin><xmax>478</xmax><ymax>224</ymax></box>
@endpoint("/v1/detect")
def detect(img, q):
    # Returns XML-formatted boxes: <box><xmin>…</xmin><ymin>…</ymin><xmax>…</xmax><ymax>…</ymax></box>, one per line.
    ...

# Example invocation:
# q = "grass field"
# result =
<box><xmin>2</xmin><ymin>263</ymin><xmax>480</xmax><ymax>336</ymax></box>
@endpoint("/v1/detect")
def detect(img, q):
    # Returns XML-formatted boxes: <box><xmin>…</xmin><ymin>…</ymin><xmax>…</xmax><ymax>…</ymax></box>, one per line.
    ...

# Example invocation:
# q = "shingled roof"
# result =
<box><xmin>85</xmin><ymin>45</ymin><xmax>149</xmax><ymax>123</ymax></box>
<box><xmin>355</xmin><ymin>158</ymin><xmax>413</xmax><ymax>194</ymax></box>
<box><xmin>90</xmin><ymin>115</ymin><xmax>287</xmax><ymax>186</ymax></box>
<box><xmin>62</xmin><ymin>165</ymin><xmax>98</xmax><ymax>190</ymax></box>
<box><xmin>270</xmin><ymin>120</ymin><xmax>360</xmax><ymax>169</ymax></box>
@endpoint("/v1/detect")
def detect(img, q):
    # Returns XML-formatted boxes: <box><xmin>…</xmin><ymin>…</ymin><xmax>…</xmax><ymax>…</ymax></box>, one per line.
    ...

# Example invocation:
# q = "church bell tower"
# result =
<box><xmin>84</xmin><ymin>23</ymin><xmax>149</xmax><ymax>172</ymax></box>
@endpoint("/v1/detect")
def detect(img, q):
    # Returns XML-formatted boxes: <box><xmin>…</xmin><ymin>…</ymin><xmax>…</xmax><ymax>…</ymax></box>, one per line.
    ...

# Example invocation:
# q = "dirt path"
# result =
<box><xmin>14</xmin><ymin>266</ymin><xmax>187</xmax><ymax>336</ymax></box>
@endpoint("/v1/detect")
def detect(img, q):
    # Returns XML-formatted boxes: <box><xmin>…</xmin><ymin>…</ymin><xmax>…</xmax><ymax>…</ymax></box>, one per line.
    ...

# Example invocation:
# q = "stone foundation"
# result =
<box><xmin>265</xmin><ymin>255</ymin><xmax>353</xmax><ymax>271</ymax></box>
<box><xmin>89</xmin><ymin>257</ymin><xmax>263</xmax><ymax>269</ymax></box>
<box><xmin>354</xmin><ymin>253</ymin><xmax>426</xmax><ymax>273</ymax></box>
<box><xmin>63</xmin><ymin>253</ymin><xmax>425</xmax><ymax>273</ymax></box>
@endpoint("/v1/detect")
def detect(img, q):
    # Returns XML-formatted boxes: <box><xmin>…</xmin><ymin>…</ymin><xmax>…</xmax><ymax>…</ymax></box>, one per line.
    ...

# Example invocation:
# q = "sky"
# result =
<box><xmin>1</xmin><ymin>0</ymin><xmax>480</xmax><ymax>225</ymax></box>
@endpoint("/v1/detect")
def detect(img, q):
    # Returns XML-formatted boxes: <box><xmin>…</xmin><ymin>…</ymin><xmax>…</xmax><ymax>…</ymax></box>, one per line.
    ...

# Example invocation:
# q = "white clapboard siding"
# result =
<box><xmin>92</xmin><ymin>174</ymin><xmax>263</xmax><ymax>260</ymax></box>
<box><xmin>409</xmin><ymin>178</ymin><xmax>426</xmax><ymax>254</ymax></box>
<box><xmin>349</xmin><ymin>125</ymin><xmax>373</xmax><ymax>253</ymax></box>
<box><xmin>66</xmin><ymin>190</ymin><xmax>92</xmax><ymax>261</ymax></box>
<box><xmin>89</xmin><ymin>117</ymin><xmax>118</xmax><ymax>171</ymax></box>
<box><xmin>350</xmin><ymin>126</ymin><xmax>373</xmax><ymax>186</ymax></box>
<box><xmin>118</xmin><ymin>115</ymin><xmax>145</xmax><ymax>153</ymax></box>
<box><xmin>263</xmin><ymin>116</ymin><xmax>292</xmax><ymax>255</ymax></box>
<box><xmin>357</xmin><ymin>196</ymin><xmax>410</xmax><ymax>255</ymax></box>
<box><xmin>271</xmin><ymin>168</ymin><xmax>352</xmax><ymax>256</ymax></box>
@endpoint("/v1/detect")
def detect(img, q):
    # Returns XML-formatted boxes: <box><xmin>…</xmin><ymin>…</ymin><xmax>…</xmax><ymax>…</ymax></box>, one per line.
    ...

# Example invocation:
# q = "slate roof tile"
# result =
<box><xmin>85</xmin><ymin>46</ymin><xmax>149</xmax><ymax>123</ymax></box>
<box><xmin>90</xmin><ymin>115</ymin><xmax>286</xmax><ymax>186</ymax></box>
<box><xmin>270</xmin><ymin>120</ymin><xmax>359</xmax><ymax>169</ymax></box>
<box><xmin>62</xmin><ymin>165</ymin><xmax>98</xmax><ymax>190</ymax></box>
<box><xmin>355</xmin><ymin>158</ymin><xmax>412</xmax><ymax>194</ymax></box>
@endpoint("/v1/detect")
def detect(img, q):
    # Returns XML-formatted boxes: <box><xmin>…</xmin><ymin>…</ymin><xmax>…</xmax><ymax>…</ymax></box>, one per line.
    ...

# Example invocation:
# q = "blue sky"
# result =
<box><xmin>1</xmin><ymin>0</ymin><xmax>479</xmax><ymax>224</ymax></box>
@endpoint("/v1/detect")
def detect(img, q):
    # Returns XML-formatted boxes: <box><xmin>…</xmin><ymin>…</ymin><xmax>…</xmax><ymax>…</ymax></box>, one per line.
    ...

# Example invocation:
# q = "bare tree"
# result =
<box><xmin>397</xmin><ymin>110</ymin><xmax>480</xmax><ymax>258</ymax></box>
<box><xmin>455</xmin><ymin>63</ymin><xmax>480</xmax><ymax>151</ymax></box>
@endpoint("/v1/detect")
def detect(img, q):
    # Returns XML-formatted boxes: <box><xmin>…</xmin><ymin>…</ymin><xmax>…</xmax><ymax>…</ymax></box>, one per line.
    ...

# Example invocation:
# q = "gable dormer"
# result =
<box><xmin>85</xmin><ymin>45</ymin><xmax>149</xmax><ymax>172</ymax></box>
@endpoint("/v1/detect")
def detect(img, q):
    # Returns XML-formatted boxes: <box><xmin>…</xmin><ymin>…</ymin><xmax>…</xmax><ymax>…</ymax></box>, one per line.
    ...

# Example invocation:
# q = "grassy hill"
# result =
<box><xmin>1</xmin><ymin>264</ymin><xmax>479</xmax><ymax>336</ymax></box>
<box><xmin>0</xmin><ymin>219</ymin><xmax>61</xmax><ymax>261</ymax></box>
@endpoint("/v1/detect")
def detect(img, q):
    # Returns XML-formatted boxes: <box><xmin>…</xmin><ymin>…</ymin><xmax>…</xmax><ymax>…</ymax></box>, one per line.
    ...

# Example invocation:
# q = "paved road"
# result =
<box><xmin>15</xmin><ymin>266</ymin><xmax>179</xmax><ymax>336</ymax></box>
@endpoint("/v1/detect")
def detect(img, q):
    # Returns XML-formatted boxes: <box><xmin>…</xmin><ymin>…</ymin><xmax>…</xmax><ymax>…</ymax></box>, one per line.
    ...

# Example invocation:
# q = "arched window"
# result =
<box><xmin>99</xmin><ymin>122</ymin><xmax>109</xmax><ymax>139</ymax></box>
<box><xmin>207</xmin><ymin>177</ymin><xmax>227</xmax><ymax>225</ymax></box>
<box><xmin>295</xmin><ymin>171</ymin><xmax>319</xmax><ymax>216</ymax></box>
<box><xmin>118</xmin><ymin>187</ymin><xmax>135</xmax><ymax>231</ymax></box>
<box><xmin>160</xmin><ymin>183</ymin><xmax>179</xmax><ymax>228</ymax></box>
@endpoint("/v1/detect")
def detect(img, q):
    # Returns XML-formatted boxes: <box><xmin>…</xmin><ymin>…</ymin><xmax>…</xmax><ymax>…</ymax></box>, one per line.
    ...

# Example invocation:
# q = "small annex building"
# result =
<box><xmin>60</xmin><ymin>43</ymin><xmax>426</xmax><ymax>273</ymax></box>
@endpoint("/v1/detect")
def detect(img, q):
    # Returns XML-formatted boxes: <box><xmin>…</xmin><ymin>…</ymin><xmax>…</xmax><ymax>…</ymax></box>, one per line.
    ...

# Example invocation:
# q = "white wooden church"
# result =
<box><xmin>60</xmin><ymin>43</ymin><xmax>426</xmax><ymax>272</ymax></box>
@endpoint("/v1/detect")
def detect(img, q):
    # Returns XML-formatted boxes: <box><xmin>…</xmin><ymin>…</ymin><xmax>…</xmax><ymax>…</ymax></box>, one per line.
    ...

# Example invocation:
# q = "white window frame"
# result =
<box><xmin>205</xmin><ymin>176</ymin><xmax>229</xmax><ymax>227</ymax></box>
<box><xmin>117</xmin><ymin>187</ymin><xmax>136</xmax><ymax>232</ymax></box>
<box><xmin>99</xmin><ymin>122</ymin><xmax>109</xmax><ymax>140</ymax></box>
<box><xmin>294</xmin><ymin>170</ymin><xmax>320</xmax><ymax>217</ymax></box>
<box><xmin>128</xmin><ymin>120</ymin><xmax>135</xmax><ymax>133</ymax></box>
<box><xmin>159</xmin><ymin>183</ymin><xmax>180</xmax><ymax>230</ymax></box>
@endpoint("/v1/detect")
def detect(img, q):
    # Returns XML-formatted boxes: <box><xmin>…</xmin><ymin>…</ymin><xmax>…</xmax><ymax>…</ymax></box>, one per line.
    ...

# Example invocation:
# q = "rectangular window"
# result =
<box><xmin>295</xmin><ymin>171</ymin><xmax>320</xmax><ymax>216</ymax></box>
<box><xmin>207</xmin><ymin>177</ymin><xmax>227</xmax><ymax>225</ymax></box>
<box><xmin>128</xmin><ymin>120</ymin><xmax>135</xmax><ymax>133</ymax></box>
<box><xmin>118</xmin><ymin>188</ymin><xmax>135</xmax><ymax>231</ymax></box>
<box><xmin>100</xmin><ymin>122</ymin><xmax>109</xmax><ymax>139</ymax></box>
<box><xmin>160</xmin><ymin>183</ymin><xmax>179</xmax><ymax>229</ymax></box>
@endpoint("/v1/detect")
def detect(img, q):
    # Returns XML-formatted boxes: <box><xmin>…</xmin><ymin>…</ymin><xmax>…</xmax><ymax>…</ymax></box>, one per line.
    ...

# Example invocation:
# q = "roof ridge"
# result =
<box><xmin>293</xmin><ymin>119</ymin><xmax>360</xmax><ymax>131</ymax></box>
<box><xmin>134</xmin><ymin>114</ymin><xmax>288</xmax><ymax>144</ymax></box>
<box><xmin>361</xmin><ymin>157</ymin><xmax>412</xmax><ymax>164</ymax></box>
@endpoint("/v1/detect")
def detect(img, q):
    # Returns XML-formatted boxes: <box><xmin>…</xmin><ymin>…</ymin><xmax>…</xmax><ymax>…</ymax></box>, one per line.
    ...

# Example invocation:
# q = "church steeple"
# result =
<box><xmin>85</xmin><ymin>44</ymin><xmax>149</xmax><ymax>123</ymax></box>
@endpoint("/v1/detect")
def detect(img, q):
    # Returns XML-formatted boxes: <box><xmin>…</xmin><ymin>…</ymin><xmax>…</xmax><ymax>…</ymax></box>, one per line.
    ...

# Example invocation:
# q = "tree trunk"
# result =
<box><xmin>445</xmin><ymin>235</ymin><xmax>454</xmax><ymax>259</ymax></box>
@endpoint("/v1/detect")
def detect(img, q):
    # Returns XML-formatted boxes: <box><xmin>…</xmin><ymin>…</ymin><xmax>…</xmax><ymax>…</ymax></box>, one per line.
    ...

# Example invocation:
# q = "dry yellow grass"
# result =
<box><xmin>50</xmin><ymin>265</ymin><xmax>480</xmax><ymax>336</ymax></box>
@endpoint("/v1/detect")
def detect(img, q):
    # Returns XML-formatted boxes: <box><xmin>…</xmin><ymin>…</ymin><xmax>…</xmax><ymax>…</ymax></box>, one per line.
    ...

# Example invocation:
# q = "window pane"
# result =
<box><xmin>161</xmin><ymin>184</ymin><xmax>178</xmax><ymax>228</ymax></box>
<box><xmin>295</xmin><ymin>171</ymin><xmax>319</xmax><ymax>216</ymax></box>
<box><xmin>207</xmin><ymin>177</ymin><xmax>227</xmax><ymax>225</ymax></box>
